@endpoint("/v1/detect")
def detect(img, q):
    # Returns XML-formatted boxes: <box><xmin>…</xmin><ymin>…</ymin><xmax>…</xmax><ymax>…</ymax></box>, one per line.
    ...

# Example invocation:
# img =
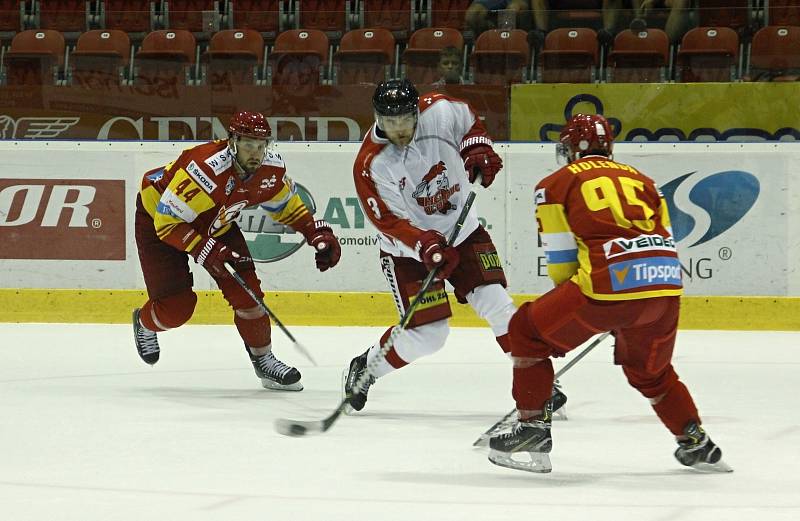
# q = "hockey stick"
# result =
<box><xmin>472</xmin><ymin>330</ymin><xmax>612</xmax><ymax>447</ymax></box>
<box><xmin>224</xmin><ymin>263</ymin><xmax>317</xmax><ymax>366</ymax></box>
<box><xmin>275</xmin><ymin>190</ymin><xmax>478</xmax><ymax>437</ymax></box>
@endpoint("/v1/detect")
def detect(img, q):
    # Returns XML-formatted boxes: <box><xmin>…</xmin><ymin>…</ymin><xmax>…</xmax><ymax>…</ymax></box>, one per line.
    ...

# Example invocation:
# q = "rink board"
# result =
<box><xmin>1</xmin><ymin>141</ymin><xmax>798</xmax><ymax>328</ymax></box>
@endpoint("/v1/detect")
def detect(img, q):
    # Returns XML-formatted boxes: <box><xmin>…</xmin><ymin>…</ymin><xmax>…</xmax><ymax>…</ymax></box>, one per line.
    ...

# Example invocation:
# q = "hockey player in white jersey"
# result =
<box><xmin>343</xmin><ymin>79</ymin><xmax>563</xmax><ymax>414</ymax></box>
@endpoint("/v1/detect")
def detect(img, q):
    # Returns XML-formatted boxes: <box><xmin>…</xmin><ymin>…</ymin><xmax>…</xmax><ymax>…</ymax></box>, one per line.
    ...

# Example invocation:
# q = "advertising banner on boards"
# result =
<box><xmin>0</xmin><ymin>142</ymin><xmax>796</xmax><ymax>296</ymax></box>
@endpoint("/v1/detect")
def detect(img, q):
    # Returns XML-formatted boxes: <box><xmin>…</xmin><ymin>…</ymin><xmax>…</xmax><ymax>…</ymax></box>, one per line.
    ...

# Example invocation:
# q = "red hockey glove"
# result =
<box><xmin>190</xmin><ymin>236</ymin><xmax>241</xmax><ymax>278</ymax></box>
<box><xmin>416</xmin><ymin>230</ymin><xmax>460</xmax><ymax>280</ymax></box>
<box><xmin>302</xmin><ymin>220</ymin><xmax>341</xmax><ymax>272</ymax></box>
<box><xmin>461</xmin><ymin>137</ymin><xmax>503</xmax><ymax>188</ymax></box>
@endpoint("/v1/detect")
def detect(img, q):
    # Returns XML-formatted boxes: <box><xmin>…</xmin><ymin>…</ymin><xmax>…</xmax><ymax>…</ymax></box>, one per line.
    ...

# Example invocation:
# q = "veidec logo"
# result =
<box><xmin>0</xmin><ymin>179</ymin><xmax>125</xmax><ymax>260</ymax></box>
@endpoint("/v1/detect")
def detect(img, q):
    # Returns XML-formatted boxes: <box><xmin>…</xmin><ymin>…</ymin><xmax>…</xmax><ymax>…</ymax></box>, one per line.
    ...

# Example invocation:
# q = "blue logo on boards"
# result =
<box><xmin>659</xmin><ymin>171</ymin><xmax>760</xmax><ymax>247</ymax></box>
<box><xmin>609</xmin><ymin>256</ymin><xmax>682</xmax><ymax>291</ymax></box>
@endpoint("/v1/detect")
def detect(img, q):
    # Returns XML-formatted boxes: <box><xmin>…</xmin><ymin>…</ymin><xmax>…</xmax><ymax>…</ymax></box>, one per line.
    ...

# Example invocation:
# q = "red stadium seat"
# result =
<box><xmin>362</xmin><ymin>0</ymin><xmax>413</xmax><ymax>40</ymax></box>
<box><xmin>697</xmin><ymin>0</ymin><xmax>751</xmax><ymax>35</ymax></box>
<box><xmin>227</xmin><ymin>0</ymin><xmax>281</xmax><ymax>41</ymax></box>
<box><xmin>676</xmin><ymin>26</ymin><xmax>739</xmax><ymax>82</ymax></box>
<box><xmin>0</xmin><ymin>1</ymin><xmax>25</xmax><ymax>45</ymax></box>
<box><xmin>163</xmin><ymin>0</ymin><xmax>220</xmax><ymax>36</ymax></box>
<box><xmin>270</xmin><ymin>28</ymin><xmax>328</xmax><ymax>86</ymax></box>
<box><xmin>607</xmin><ymin>28</ymin><xmax>669</xmax><ymax>82</ymax></box>
<box><xmin>297</xmin><ymin>0</ymin><xmax>348</xmax><ymax>40</ymax></box>
<box><xmin>403</xmin><ymin>27</ymin><xmax>464</xmax><ymax>84</ymax></box>
<box><xmin>747</xmin><ymin>25</ymin><xmax>800</xmax><ymax>81</ymax></box>
<box><xmin>539</xmin><ymin>27</ymin><xmax>598</xmax><ymax>83</ymax></box>
<box><xmin>472</xmin><ymin>28</ymin><xmax>530</xmax><ymax>84</ymax></box>
<box><xmin>70</xmin><ymin>29</ymin><xmax>130</xmax><ymax>86</ymax></box>
<box><xmin>767</xmin><ymin>0</ymin><xmax>800</xmax><ymax>26</ymax></box>
<box><xmin>334</xmin><ymin>27</ymin><xmax>394</xmax><ymax>84</ymax></box>
<box><xmin>101</xmin><ymin>1</ymin><xmax>155</xmax><ymax>35</ymax></box>
<box><xmin>37</xmin><ymin>0</ymin><xmax>90</xmax><ymax>34</ymax></box>
<box><xmin>135</xmin><ymin>29</ymin><xmax>196</xmax><ymax>86</ymax></box>
<box><xmin>202</xmin><ymin>28</ymin><xmax>263</xmax><ymax>86</ymax></box>
<box><xmin>428</xmin><ymin>0</ymin><xmax>470</xmax><ymax>31</ymax></box>
<box><xmin>5</xmin><ymin>28</ymin><xmax>65</xmax><ymax>85</ymax></box>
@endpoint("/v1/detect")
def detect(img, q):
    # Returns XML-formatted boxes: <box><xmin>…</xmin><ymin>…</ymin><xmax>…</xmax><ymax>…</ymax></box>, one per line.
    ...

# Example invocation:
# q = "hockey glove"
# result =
<box><xmin>461</xmin><ymin>137</ymin><xmax>503</xmax><ymax>188</ymax></box>
<box><xmin>190</xmin><ymin>236</ymin><xmax>241</xmax><ymax>278</ymax></box>
<box><xmin>416</xmin><ymin>230</ymin><xmax>459</xmax><ymax>280</ymax></box>
<box><xmin>302</xmin><ymin>220</ymin><xmax>341</xmax><ymax>272</ymax></box>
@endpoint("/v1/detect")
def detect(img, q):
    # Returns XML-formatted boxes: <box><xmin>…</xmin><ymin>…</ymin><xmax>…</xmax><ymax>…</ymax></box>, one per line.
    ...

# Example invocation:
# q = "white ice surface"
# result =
<box><xmin>1</xmin><ymin>324</ymin><xmax>798</xmax><ymax>521</ymax></box>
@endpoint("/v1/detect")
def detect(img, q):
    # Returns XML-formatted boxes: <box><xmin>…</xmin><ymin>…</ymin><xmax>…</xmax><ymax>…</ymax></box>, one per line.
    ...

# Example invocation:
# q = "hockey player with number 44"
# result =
<box><xmin>132</xmin><ymin>111</ymin><xmax>341</xmax><ymax>391</ymax></box>
<box><xmin>487</xmin><ymin>114</ymin><xmax>731</xmax><ymax>474</ymax></box>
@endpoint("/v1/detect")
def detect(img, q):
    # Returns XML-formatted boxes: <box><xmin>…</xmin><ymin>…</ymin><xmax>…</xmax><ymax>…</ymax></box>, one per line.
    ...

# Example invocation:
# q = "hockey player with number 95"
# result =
<box><xmin>132</xmin><ymin>111</ymin><xmax>341</xmax><ymax>391</ymax></box>
<box><xmin>342</xmin><ymin>79</ymin><xmax>567</xmax><ymax>415</ymax></box>
<box><xmin>487</xmin><ymin>114</ymin><xmax>731</xmax><ymax>474</ymax></box>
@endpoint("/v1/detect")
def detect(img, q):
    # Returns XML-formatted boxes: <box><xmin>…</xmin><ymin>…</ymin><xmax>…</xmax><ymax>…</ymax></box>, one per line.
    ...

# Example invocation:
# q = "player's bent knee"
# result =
<box><xmin>467</xmin><ymin>284</ymin><xmax>515</xmax><ymax>335</ymax></box>
<box><xmin>234</xmin><ymin>305</ymin><xmax>266</xmax><ymax>320</ymax></box>
<box><xmin>508</xmin><ymin>303</ymin><xmax>551</xmax><ymax>359</ymax></box>
<box><xmin>152</xmin><ymin>291</ymin><xmax>197</xmax><ymax>329</ymax></box>
<box><xmin>393</xmin><ymin>320</ymin><xmax>450</xmax><ymax>363</ymax></box>
<box><xmin>623</xmin><ymin>365</ymin><xmax>679</xmax><ymax>399</ymax></box>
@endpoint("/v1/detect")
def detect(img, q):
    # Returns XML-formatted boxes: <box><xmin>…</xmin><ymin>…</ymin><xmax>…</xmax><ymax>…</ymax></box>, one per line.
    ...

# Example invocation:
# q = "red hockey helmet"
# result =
<box><xmin>228</xmin><ymin>111</ymin><xmax>272</xmax><ymax>140</ymax></box>
<box><xmin>557</xmin><ymin>113</ymin><xmax>614</xmax><ymax>163</ymax></box>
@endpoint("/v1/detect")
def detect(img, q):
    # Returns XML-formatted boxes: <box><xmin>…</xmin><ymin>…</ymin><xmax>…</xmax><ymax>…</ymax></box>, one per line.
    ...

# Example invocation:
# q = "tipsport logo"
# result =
<box><xmin>237</xmin><ymin>183</ymin><xmax>317</xmax><ymax>263</ymax></box>
<box><xmin>659</xmin><ymin>171</ymin><xmax>760</xmax><ymax>247</ymax></box>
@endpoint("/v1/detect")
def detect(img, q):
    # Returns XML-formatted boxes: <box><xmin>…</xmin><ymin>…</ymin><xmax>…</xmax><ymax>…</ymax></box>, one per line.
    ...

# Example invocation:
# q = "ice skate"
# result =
<box><xmin>674</xmin><ymin>422</ymin><xmax>732</xmax><ymax>473</ymax></box>
<box><xmin>342</xmin><ymin>349</ymin><xmax>375</xmax><ymax>414</ymax></box>
<box><xmin>247</xmin><ymin>347</ymin><xmax>303</xmax><ymax>391</ymax></box>
<box><xmin>132</xmin><ymin>308</ymin><xmax>160</xmax><ymax>365</ymax></box>
<box><xmin>488</xmin><ymin>403</ymin><xmax>553</xmax><ymax>473</ymax></box>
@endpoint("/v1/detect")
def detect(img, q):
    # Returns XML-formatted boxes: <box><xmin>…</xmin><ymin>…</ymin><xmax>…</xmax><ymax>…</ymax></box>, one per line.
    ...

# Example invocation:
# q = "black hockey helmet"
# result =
<box><xmin>373</xmin><ymin>79</ymin><xmax>419</xmax><ymax>116</ymax></box>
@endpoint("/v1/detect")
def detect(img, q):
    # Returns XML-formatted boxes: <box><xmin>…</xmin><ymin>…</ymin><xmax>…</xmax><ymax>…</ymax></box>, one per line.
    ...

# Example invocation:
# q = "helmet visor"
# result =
<box><xmin>555</xmin><ymin>142</ymin><xmax>571</xmax><ymax>165</ymax></box>
<box><xmin>232</xmin><ymin>135</ymin><xmax>272</xmax><ymax>172</ymax></box>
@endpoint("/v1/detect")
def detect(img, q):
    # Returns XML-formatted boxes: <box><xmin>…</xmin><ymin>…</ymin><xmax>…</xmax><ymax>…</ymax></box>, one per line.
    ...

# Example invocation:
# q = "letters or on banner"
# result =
<box><xmin>0</xmin><ymin>179</ymin><xmax>126</xmax><ymax>260</ymax></box>
<box><xmin>510</xmin><ymin>83</ymin><xmax>800</xmax><ymax>142</ymax></box>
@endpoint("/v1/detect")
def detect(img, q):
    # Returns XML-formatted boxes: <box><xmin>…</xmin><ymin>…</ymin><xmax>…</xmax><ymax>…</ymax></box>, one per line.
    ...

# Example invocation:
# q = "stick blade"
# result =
<box><xmin>274</xmin><ymin>417</ymin><xmax>325</xmax><ymax>437</ymax></box>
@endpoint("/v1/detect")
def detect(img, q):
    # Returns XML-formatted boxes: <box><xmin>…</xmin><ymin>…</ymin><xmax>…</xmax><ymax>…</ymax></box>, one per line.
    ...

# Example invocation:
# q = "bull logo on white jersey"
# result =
<box><xmin>412</xmin><ymin>161</ymin><xmax>459</xmax><ymax>215</ymax></box>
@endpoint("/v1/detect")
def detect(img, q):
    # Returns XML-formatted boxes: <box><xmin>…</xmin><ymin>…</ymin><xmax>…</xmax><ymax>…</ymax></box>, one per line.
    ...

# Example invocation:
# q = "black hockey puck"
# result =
<box><xmin>289</xmin><ymin>424</ymin><xmax>306</xmax><ymax>436</ymax></box>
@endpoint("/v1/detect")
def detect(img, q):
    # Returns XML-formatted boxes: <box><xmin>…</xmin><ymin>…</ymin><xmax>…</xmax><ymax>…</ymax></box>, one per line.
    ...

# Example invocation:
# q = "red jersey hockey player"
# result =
<box><xmin>488</xmin><ymin>114</ymin><xmax>730</xmax><ymax>473</ymax></box>
<box><xmin>342</xmin><ymin>79</ymin><xmax>531</xmax><ymax>413</ymax></box>
<box><xmin>132</xmin><ymin>111</ymin><xmax>341</xmax><ymax>391</ymax></box>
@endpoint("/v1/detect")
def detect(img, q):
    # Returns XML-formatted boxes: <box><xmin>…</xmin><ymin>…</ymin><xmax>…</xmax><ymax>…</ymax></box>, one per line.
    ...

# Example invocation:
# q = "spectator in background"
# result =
<box><xmin>466</xmin><ymin>0</ymin><xmax>531</xmax><ymax>36</ymax></box>
<box><xmin>529</xmin><ymin>0</ymin><xmax>624</xmax><ymax>48</ymax></box>
<box><xmin>630</xmin><ymin>0</ymin><xmax>690</xmax><ymax>44</ymax></box>
<box><xmin>433</xmin><ymin>46</ymin><xmax>465</xmax><ymax>86</ymax></box>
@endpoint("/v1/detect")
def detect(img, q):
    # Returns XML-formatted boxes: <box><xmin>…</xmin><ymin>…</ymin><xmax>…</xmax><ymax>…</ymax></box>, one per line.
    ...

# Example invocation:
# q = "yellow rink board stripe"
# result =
<box><xmin>1</xmin><ymin>289</ymin><xmax>798</xmax><ymax>331</ymax></box>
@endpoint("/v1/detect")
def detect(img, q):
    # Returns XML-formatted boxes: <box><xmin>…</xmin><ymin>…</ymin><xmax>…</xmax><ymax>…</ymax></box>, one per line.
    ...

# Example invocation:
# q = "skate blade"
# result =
<box><xmin>488</xmin><ymin>449</ymin><xmax>552</xmax><ymax>473</ymax></box>
<box><xmin>691</xmin><ymin>459</ymin><xmax>733</xmax><ymax>473</ymax></box>
<box><xmin>261</xmin><ymin>379</ymin><xmax>303</xmax><ymax>392</ymax></box>
<box><xmin>553</xmin><ymin>407</ymin><xmax>568</xmax><ymax>421</ymax></box>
